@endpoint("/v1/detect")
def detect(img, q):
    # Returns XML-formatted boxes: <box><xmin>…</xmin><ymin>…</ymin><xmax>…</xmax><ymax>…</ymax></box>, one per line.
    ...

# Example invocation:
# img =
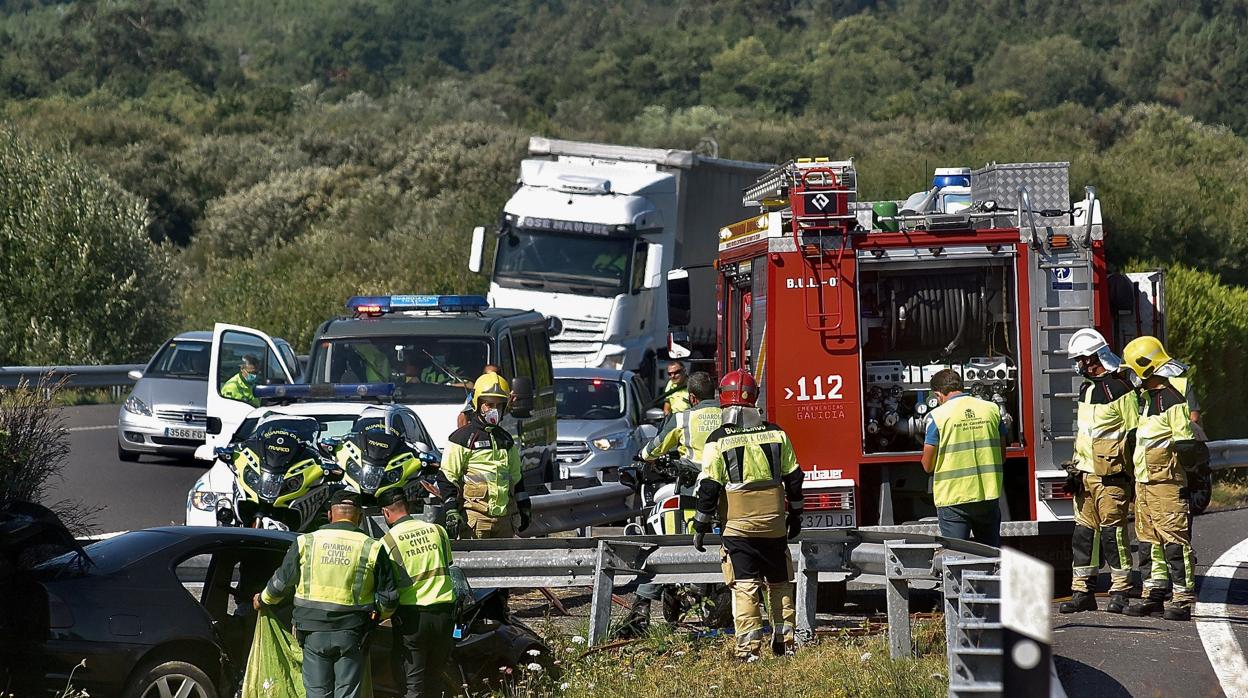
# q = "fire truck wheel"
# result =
<box><xmin>817</xmin><ymin>581</ymin><xmax>847</xmax><ymax>612</ymax></box>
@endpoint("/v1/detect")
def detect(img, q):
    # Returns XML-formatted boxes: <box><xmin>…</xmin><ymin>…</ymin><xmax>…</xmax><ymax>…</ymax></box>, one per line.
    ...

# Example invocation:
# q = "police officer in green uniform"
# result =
<box><xmin>378</xmin><ymin>489</ymin><xmax>456</xmax><ymax>698</ymax></box>
<box><xmin>660</xmin><ymin>362</ymin><xmax>691</xmax><ymax>415</ymax></box>
<box><xmin>620</xmin><ymin>371</ymin><xmax>722</xmax><ymax>635</ymax></box>
<box><xmin>921</xmin><ymin>369</ymin><xmax>1009</xmax><ymax>547</ymax></box>
<box><xmin>256</xmin><ymin>489</ymin><xmax>398</xmax><ymax>698</ymax></box>
<box><xmin>692</xmin><ymin>370</ymin><xmax>804</xmax><ymax>662</ymax></box>
<box><xmin>221</xmin><ymin>354</ymin><xmax>261</xmax><ymax>407</ymax></box>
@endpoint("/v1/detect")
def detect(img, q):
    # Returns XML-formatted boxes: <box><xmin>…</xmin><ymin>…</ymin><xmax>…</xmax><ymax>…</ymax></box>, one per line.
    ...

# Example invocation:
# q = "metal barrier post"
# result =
<box><xmin>588</xmin><ymin>540</ymin><xmax>615</xmax><ymax>646</ymax></box>
<box><xmin>795</xmin><ymin>540</ymin><xmax>819</xmax><ymax>642</ymax></box>
<box><xmin>882</xmin><ymin>540</ymin><xmax>940</xmax><ymax>658</ymax></box>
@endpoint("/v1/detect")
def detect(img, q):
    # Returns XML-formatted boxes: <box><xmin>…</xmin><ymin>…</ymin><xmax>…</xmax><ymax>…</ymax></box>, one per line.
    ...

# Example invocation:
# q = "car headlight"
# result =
<box><xmin>123</xmin><ymin>393</ymin><xmax>151</xmax><ymax>416</ymax></box>
<box><xmin>591</xmin><ymin>431</ymin><xmax>633</xmax><ymax>451</ymax></box>
<box><xmin>190</xmin><ymin>490</ymin><xmax>221</xmax><ymax>511</ymax></box>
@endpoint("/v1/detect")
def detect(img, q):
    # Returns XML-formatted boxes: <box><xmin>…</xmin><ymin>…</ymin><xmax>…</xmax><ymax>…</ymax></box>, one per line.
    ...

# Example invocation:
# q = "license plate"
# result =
<box><xmin>801</xmin><ymin>510</ymin><xmax>856</xmax><ymax>529</ymax></box>
<box><xmin>165</xmin><ymin>427</ymin><xmax>205</xmax><ymax>440</ymax></box>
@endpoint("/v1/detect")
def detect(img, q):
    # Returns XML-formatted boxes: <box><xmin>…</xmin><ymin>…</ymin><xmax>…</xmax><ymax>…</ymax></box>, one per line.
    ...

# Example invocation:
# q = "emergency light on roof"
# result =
<box><xmin>346</xmin><ymin>294</ymin><xmax>489</xmax><ymax>316</ymax></box>
<box><xmin>254</xmin><ymin>383</ymin><xmax>396</xmax><ymax>400</ymax></box>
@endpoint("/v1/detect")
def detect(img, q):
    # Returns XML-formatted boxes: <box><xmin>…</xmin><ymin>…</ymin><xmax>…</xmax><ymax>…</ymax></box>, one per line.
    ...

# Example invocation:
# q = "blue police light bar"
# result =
<box><xmin>254</xmin><ymin>383</ymin><xmax>396</xmax><ymax>400</ymax></box>
<box><xmin>346</xmin><ymin>294</ymin><xmax>489</xmax><ymax>315</ymax></box>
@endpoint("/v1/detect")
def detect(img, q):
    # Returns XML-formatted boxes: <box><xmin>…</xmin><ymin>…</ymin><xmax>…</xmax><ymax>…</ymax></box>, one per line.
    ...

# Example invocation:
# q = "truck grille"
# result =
<box><xmin>155</xmin><ymin>409</ymin><xmax>207</xmax><ymax>425</ymax></box>
<box><xmin>804</xmin><ymin>489</ymin><xmax>855</xmax><ymax>511</ymax></box>
<box><xmin>556</xmin><ymin>440</ymin><xmax>591</xmax><ymax>465</ymax></box>
<box><xmin>551</xmin><ymin>316</ymin><xmax>608</xmax><ymax>363</ymax></box>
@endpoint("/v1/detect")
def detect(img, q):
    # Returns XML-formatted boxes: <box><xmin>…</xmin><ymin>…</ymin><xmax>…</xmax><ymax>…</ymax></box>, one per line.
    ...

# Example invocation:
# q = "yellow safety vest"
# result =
<box><xmin>930</xmin><ymin>396</ymin><xmax>1003</xmax><ymax>507</ymax></box>
<box><xmin>1134</xmin><ymin>382</ymin><xmax>1196</xmax><ymax>484</ymax></box>
<box><xmin>220</xmin><ymin>373</ymin><xmax>258</xmax><ymax>407</ymax></box>
<box><xmin>664</xmin><ymin>380</ymin><xmax>691</xmax><ymax>413</ymax></box>
<box><xmin>382</xmin><ymin>518</ymin><xmax>455</xmax><ymax>607</ymax></box>
<box><xmin>293</xmin><ymin>528</ymin><xmax>383</xmax><ymax>613</ymax></box>
<box><xmin>1073</xmin><ymin>375</ymin><xmax>1139</xmax><ymax>475</ymax></box>
<box><xmin>643</xmin><ymin>401</ymin><xmax>722</xmax><ymax>463</ymax></box>
<box><xmin>700</xmin><ymin>422</ymin><xmax>800</xmax><ymax>537</ymax></box>
<box><xmin>442</xmin><ymin>425</ymin><xmax>522</xmax><ymax>518</ymax></box>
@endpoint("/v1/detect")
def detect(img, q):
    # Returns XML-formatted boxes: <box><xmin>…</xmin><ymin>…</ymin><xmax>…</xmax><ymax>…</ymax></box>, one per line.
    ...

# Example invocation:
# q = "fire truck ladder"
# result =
<box><xmin>747</xmin><ymin>159</ymin><xmax>858</xmax><ymax>333</ymax></box>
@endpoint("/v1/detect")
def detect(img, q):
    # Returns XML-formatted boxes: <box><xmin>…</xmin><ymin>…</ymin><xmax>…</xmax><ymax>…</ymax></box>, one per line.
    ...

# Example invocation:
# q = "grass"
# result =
<box><xmin>1210</xmin><ymin>479</ymin><xmax>1248</xmax><ymax>512</ymax></box>
<box><xmin>52</xmin><ymin>388</ymin><xmax>123</xmax><ymax>407</ymax></box>
<box><xmin>501</xmin><ymin>620</ymin><xmax>948</xmax><ymax>698</ymax></box>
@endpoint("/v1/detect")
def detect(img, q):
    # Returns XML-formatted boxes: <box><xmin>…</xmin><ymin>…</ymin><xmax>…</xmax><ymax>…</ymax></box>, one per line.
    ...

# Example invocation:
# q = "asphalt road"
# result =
<box><xmin>45</xmin><ymin>404</ymin><xmax>206</xmax><ymax>532</ymax></box>
<box><xmin>44</xmin><ymin>405</ymin><xmax>1248</xmax><ymax>696</ymax></box>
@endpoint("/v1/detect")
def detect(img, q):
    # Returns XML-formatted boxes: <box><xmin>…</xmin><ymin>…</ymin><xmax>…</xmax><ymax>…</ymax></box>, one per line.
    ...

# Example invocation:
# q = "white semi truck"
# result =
<box><xmin>468</xmin><ymin>137</ymin><xmax>771</xmax><ymax>387</ymax></box>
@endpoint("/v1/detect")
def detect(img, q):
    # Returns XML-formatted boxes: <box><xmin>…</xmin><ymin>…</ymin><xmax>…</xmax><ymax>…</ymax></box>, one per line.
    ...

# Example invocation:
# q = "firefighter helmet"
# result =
<box><xmin>472</xmin><ymin>373</ymin><xmax>511</xmax><ymax>409</ymax></box>
<box><xmin>718</xmin><ymin>369</ymin><xmax>759</xmax><ymax>408</ymax></box>
<box><xmin>1066</xmin><ymin>328</ymin><xmax>1109</xmax><ymax>359</ymax></box>
<box><xmin>1122</xmin><ymin>335</ymin><xmax>1172</xmax><ymax>380</ymax></box>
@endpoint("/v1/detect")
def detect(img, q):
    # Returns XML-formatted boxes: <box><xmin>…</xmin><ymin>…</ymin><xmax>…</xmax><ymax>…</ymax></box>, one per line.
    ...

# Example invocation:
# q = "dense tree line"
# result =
<box><xmin>2</xmin><ymin>0</ymin><xmax>1248</xmax><ymax>435</ymax></box>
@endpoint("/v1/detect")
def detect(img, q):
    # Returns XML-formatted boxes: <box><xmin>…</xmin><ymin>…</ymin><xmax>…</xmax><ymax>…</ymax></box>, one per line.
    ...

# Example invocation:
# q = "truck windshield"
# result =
<box><xmin>308</xmin><ymin>336</ymin><xmax>489</xmax><ymax>404</ymax></box>
<box><xmin>555</xmin><ymin>378</ymin><xmax>626</xmax><ymax>420</ymax></box>
<box><xmin>494</xmin><ymin>228</ymin><xmax>632</xmax><ymax>296</ymax></box>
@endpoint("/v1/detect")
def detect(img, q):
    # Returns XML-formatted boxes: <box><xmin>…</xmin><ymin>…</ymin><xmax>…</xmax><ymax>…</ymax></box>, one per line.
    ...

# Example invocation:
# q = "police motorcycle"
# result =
<box><xmin>321</xmin><ymin>409</ymin><xmax>460</xmax><ymax>536</ymax></box>
<box><xmin>619</xmin><ymin>452</ymin><xmax>732</xmax><ymax>629</ymax></box>
<box><xmin>213</xmin><ymin>415</ymin><xmax>340</xmax><ymax>531</ymax></box>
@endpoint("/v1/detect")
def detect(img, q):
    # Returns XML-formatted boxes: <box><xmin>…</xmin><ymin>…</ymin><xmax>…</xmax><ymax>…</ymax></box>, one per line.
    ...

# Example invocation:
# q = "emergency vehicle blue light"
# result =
<box><xmin>255</xmin><ymin>383</ymin><xmax>396</xmax><ymax>400</ymax></box>
<box><xmin>346</xmin><ymin>294</ymin><xmax>489</xmax><ymax>314</ymax></box>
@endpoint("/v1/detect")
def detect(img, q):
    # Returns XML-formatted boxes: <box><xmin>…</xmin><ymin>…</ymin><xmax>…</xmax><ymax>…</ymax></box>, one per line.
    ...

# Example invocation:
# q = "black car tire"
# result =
<box><xmin>124</xmin><ymin>660</ymin><xmax>217</xmax><ymax>698</ymax></box>
<box><xmin>118</xmin><ymin>444</ymin><xmax>140</xmax><ymax>462</ymax></box>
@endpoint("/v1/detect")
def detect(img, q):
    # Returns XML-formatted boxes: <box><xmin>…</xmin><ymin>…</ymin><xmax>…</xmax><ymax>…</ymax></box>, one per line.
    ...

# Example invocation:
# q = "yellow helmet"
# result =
<box><xmin>472</xmin><ymin>373</ymin><xmax>510</xmax><ymax>409</ymax></box>
<box><xmin>1122</xmin><ymin>335</ymin><xmax>1172</xmax><ymax>380</ymax></box>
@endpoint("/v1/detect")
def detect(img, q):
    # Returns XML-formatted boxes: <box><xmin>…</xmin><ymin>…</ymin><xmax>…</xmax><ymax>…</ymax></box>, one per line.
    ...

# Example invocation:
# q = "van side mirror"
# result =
<box><xmin>664</xmin><ymin>331</ymin><xmax>691</xmax><ymax>360</ymax></box>
<box><xmin>468</xmin><ymin>226</ymin><xmax>485</xmax><ymax>274</ymax></box>
<box><xmin>510</xmin><ymin>376</ymin><xmax>535</xmax><ymax>418</ymax></box>
<box><xmin>643</xmin><ymin>243</ymin><xmax>665</xmax><ymax>290</ymax></box>
<box><xmin>644</xmin><ymin>407</ymin><xmax>666</xmax><ymax>424</ymax></box>
<box><xmin>666</xmin><ymin>268</ymin><xmax>691</xmax><ymax>326</ymax></box>
<box><xmin>206</xmin><ymin>416</ymin><xmax>223</xmax><ymax>435</ymax></box>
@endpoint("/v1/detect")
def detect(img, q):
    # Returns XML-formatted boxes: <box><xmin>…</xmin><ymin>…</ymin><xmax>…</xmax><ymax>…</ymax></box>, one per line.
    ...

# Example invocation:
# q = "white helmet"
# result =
<box><xmin>1067</xmin><ymin>328</ymin><xmax>1122</xmax><ymax>371</ymax></box>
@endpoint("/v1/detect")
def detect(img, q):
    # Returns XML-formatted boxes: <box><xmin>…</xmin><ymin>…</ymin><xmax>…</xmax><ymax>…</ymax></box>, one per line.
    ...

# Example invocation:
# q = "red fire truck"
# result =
<box><xmin>683</xmin><ymin>158</ymin><xmax>1165</xmax><ymax>565</ymax></box>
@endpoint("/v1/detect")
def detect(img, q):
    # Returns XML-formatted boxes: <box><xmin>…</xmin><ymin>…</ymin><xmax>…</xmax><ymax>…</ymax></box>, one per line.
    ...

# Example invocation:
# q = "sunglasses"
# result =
<box><xmin>667</xmin><ymin>370</ymin><xmax>684</xmax><ymax>377</ymax></box>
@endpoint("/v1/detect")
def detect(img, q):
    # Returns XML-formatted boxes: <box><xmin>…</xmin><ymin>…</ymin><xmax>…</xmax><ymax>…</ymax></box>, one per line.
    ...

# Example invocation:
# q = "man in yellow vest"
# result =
<box><xmin>378</xmin><ymin>489</ymin><xmax>456</xmax><ymax>698</ymax></box>
<box><xmin>220</xmin><ymin>354</ymin><xmax>261</xmax><ymax>407</ymax></box>
<box><xmin>660</xmin><ymin>361</ymin><xmax>691</xmax><ymax>415</ymax></box>
<box><xmin>256</xmin><ymin>489</ymin><xmax>398</xmax><ymax>698</ymax></box>
<box><xmin>1122</xmin><ymin>336</ymin><xmax>1203</xmax><ymax>621</ymax></box>
<box><xmin>921</xmin><ymin>369</ymin><xmax>1008</xmax><ymax>547</ymax></box>
<box><xmin>620</xmin><ymin>371</ymin><xmax>721</xmax><ymax>635</ymax></box>
<box><xmin>442</xmin><ymin>373</ymin><xmax>529</xmax><ymax>538</ymax></box>
<box><xmin>1059</xmin><ymin>329</ymin><xmax>1139</xmax><ymax>614</ymax></box>
<box><xmin>692</xmin><ymin>370</ymin><xmax>804</xmax><ymax>662</ymax></box>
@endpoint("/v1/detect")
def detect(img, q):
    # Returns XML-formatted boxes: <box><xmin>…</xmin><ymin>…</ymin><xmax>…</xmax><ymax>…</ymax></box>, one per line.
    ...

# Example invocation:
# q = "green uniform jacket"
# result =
<box><xmin>1134</xmin><ymin>381</ymin><xmax>1196</xmax><ymax>484</ymax></box>
<box><xmin>694</xmin><ymin>421</ymin><xmax>804</xmax><ymax>538</ymax></box>
<box><xmin>642</xmin><ymin>398</ymin><xmax>721</xmax><ymax>463</ymax></box>
<box><xmin>221</xmin><ymin>372</ymin><xmax>259</xmax><ymax>407</ymax></box>
<box><xmin>662</xmin><ymin>379</ymin><xmax>691</xmax><ymax>414</ymax></box>
<box><xmin>261</xmin><ymin>522</ymin><xmax>398</xmax><ymax>630</ymax></box>
<box><xmin>1073</xmin><ymin>373</ymin><xmax>1139</xmax><ymax>475</ymax></box>
<box><xmin>441</xmin><ymin>414</ymin><xmax>522</xmax><ymax>518</ymax></box>
<box><xmin>382</xmin><ymin>515</ymin><xmax>456</xmax><ymax>607</ymax></box>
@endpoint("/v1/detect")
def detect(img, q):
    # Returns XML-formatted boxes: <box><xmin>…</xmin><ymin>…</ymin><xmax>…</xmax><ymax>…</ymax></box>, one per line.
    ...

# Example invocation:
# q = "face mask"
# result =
<box><xmin>481</xmin><ymin>407</ymin><xmax>501</xmax><ymax>425</ymax></box>
<box><xmin>243</xmin><ymin>372</ymin><xmax>258</xmax><ymax>386</ymax></box>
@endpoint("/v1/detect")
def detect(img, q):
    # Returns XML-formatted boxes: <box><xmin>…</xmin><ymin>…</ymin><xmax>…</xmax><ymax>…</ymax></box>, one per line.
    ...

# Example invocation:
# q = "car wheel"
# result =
<box><xmin>118</xmin><ymin>444</ymin><xmax>140</xmax><ymax>462</ymax></box>
<box><xmin>125</xmin><ymin>660</ymin><xmax>217</xmax><ymax>698</ymax></box>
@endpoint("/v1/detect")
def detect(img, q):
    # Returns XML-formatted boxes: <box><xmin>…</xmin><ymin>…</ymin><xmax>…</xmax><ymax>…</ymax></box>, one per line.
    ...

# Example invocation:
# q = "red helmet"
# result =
<box><xmin>718</xmin><ymin>369</ymin><xmax>759</xmax><ymax>408</ymax></box>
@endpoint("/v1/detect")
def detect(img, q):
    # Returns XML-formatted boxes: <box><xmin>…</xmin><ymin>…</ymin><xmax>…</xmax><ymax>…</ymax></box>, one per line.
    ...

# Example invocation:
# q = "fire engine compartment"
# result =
<box><xmin>857</xmin><ymin>255</ymin><xmax>1020</xmax><ymax>454</ymax></box>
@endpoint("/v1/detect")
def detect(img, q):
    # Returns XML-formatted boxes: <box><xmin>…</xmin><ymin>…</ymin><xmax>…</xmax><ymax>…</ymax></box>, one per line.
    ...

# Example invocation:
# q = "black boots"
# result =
<box><xmin>1163</xmin><ymin>605</ymin><xmax>1192</xmax><ymax>621</ymax></box>
<box><xmin>1124</xmin><ymin>595</ymin><xmax>1166</xmax><ymax>617</ymax></box>
<box><xmin>616</xmin><ymin>598</ymin><xmax>651</xmax><ymax>638</ymax></box>
<box><xmin>1105</xmin><ymin>593</ymin><xmax>1129</xmax><ymax>614</ymax></box>
<box><xmin>1059</xmin><ymin>591</ymin><xmax>1098</xmax><ymax>614</ymax></box>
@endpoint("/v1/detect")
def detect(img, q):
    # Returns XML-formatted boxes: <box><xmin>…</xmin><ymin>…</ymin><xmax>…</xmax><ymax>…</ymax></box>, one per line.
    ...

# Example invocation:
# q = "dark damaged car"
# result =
<box><xmin>0</xmin><ymin>517</ymin><xmax>547</xmax><ymax>697</ymax></box>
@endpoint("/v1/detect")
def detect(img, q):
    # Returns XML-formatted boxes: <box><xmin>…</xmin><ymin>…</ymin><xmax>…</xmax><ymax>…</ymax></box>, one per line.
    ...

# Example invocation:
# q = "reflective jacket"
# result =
<box><xmin>663</xmin><ymin>380</ymin><xmax>691</xmax><ymax>414</ymax></box>
<box><xmin>1134</xmin><ymin>381</ymin><xmax>1196</xmax><ymax>484</ymax></box>
<box><xmin>1073</xmin><ymin>374</ymin><xmax>1139</xmax><ymax>475</ymax></box>
<box><xmin>261</xmin><ymin>522</ymin><xmax>397</xmax><ymax>630</ymax></box>
<box><xmin>930</xmin><ymin>395</ymin><xmax>1003</xmax><ymax>507</ymax></box>
<box><xmin>643</xmin><ymin>399</ymin><xmax>721</xmax><ymax>463</ymax></box>
<box><xmin>221</xmin><ymin>372</ymin><xmax>258</xmax><ymax>407</ymax></box>
<box><xmin>694</xmin><ymin>422</ymin><xmax>803</xmax><ymax>538</ymax></box>
<box><xmin>382</xmin><ymin>516</ymin><xmax>455</xmax><ymax>607</ymax></box>
<box><xmin>442</xmin><ymin>414</ymin><xmax>523</xmax><ymax>518</ymax></box>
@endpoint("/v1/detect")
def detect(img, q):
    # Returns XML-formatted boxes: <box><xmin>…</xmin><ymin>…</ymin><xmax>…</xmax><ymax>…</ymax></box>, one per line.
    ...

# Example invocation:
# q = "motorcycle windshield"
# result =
<box><xmin>259</xmin><ymin>470</ymin><xmax>285</xmax><ymax>501</ymax></box>
<box><xmin>360</xmin><ymin>464</ymin><xmax>385</xmax><ymax>493</ymax></box>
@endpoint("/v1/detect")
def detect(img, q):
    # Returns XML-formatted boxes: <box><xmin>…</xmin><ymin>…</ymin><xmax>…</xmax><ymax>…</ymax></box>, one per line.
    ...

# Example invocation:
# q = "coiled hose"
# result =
<box><xmin>889</xmin><ymin>275</ymin><xmax>988</xmax><ymax>355</ymax></box>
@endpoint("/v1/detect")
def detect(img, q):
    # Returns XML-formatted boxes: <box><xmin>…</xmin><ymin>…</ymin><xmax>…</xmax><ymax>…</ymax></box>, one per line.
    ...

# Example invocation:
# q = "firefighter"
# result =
<box><xmin>378</xmin><ymin>489</ymin><xmax>456</xmax><ymax>698</ymax></box>
<box><xmin>256</xmin><ymin>489</ymin><xmax>398</xmax><ymax>698</ymax></box>
<box><xmin>620</xmin><ymin>371</ymin><xmax>721</xmax><ymax>635</ymax></box>
<box><xmin>1059</xmin><ymin>329</ymin><xmax>1139</xmax><ymax>614</ymax></box>
<box><xmin>691</xmin><ymin>370</ymin><xmax>804</xmax><ymax>661</ymax></box>
<box><xmin>1122</xmin><ymin>336</ymin><xmax>1204</xmax><ymax>621</ymax></box>
<box><xmin>660</xmin><ymin>361</ymin><xmax>691</xmax><ymax>415</ymax></box>
<box><xmin>441</xmin><ymin>373</ymin><xmax>529</xmax><ymax>539</ymax></box>
<box><xmin>921</xmin><ymin>369</ymin><xmax>1008</xmax><ymax>547</ymax></box>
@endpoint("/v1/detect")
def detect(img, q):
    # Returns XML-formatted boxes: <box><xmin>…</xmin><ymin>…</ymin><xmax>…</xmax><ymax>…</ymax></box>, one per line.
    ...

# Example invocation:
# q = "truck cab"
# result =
<box><xmin>202</xmin><ymin>295</ymin><xmax>558</xmax><ymax>491</ymax></box>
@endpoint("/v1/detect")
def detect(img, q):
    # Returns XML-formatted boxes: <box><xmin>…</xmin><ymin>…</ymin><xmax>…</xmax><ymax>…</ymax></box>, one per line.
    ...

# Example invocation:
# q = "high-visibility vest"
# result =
<box><xmin>1133</xmin><ymin>382</ymin><xmax>1195</xmax><ymax>483</ymax></box>
<box><xmin>382</xmin><ymin>518</ymin><xmax>455</xmax><ymax>607</ymax></box>
<box><xmin>700</xmin><ymin>422</ymin><xmax>800</xmax><ymax>537</ymax></box>
<box><xmin>1073</xmin><ymin>375</ymin><xmax>1139</xmax><ymax>475</ymax></box>
<box><xmin>442</xmin><ymin>424</ymin><xmax>521</xmax><ymax>518</ymax></box>
<box><xmin>643</xmin><ymin>401</ymin><xmax>722</xmax><ymax>462</ymax></box>
<box><xmin>664</xmin><ymin>380</ymin><xmax>691</xmax><ymax>413</ymax></box>
<box><xmin>930</xmin><ymin>396</ymin><xmax>1003</xmax><ymax>507</ymax></box>
<box><xmin>294</xmin><ymin>528</ymin><xmax>383</xmax><ymax>612</ymax></box>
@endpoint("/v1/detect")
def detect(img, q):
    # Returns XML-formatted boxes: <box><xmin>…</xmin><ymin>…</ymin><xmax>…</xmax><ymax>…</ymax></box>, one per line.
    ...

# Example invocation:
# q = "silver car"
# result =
<box><xmin>553</xmin><ymin>367</ymin><xmax>660</xmax><ymax>482</ymax></box>
<box><xmin>117</xmin><ymin>331</ymin><xmax>298</xmax><ymax>461</ymax></box>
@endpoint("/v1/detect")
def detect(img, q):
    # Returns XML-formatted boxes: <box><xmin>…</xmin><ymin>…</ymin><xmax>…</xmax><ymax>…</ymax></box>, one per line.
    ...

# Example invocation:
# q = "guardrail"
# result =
<box><xmin>0</xmin><ymin>364</ymin><xmax>144</xmax><ymax>391</ymax></box>
<box><xmin>520</xmin><ymin>482</ymin><xmax>640</xmax><ymax>538</ymax></box>
<box><xmin>1208</xmin><ymin>439</ymin><xmax>1248</xmax><ymax>472</ymax></box>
